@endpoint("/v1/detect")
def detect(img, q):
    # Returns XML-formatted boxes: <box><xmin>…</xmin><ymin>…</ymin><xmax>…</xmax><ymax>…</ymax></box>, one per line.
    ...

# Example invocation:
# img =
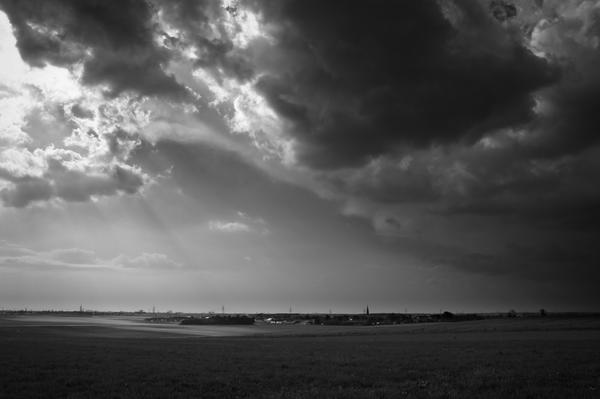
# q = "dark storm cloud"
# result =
<box><xmin>527</xmin><ymin>73</ymin><xmax>600</xmax><ymax>160</ymax></box>
<box><xmin>547</xmin><ymin>86</ymin><xmax>600</xmax><ymax>154</ymax></box>
<box><xmin>324</xmin><ymin>155</ymin><xmax>440</xmax><ymax>204</ymax></box>
<box><xmin>489</xmin><ymin>1</ymin><xmax>600</xmax><ymax>161</ymax></box>
<box><xmin>434</xmin><ymin>239</ymin><xmax>600</xmax><ymax>282</ymax></box>
<box><xmin>0</xmin><ymin>0</ymin><xmax>186</xmax><ymax>98</ymax></box>
<box><xmin>245</xmin><ymin>0</ymin><xmax>557</xmax><ymax>168</ymax></box>
<box><xmin>432</xmin><ymin>143</ymin><xmax>600</xmax><ymax>232</ymax></box>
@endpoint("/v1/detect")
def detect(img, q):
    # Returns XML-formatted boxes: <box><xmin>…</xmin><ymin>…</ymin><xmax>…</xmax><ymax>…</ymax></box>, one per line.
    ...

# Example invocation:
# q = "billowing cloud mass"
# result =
<box><xmin>0</xmin><ymin>0</ymin><xmax>186</xmax><ymax>98</ymax></box>
<box><xmin>0</xmin><ymin>4</ymin><xmax>154</xmax><ymax>208</ymax></box>
<box><xmin>0</xmin><ymin>0</ymin><xmax>599</xmax><ymax>311</ymax></box>
<box><xmin>248</xmin><ymin>0</ymin><xmax>557</xmax><ymax>168</ymax></box>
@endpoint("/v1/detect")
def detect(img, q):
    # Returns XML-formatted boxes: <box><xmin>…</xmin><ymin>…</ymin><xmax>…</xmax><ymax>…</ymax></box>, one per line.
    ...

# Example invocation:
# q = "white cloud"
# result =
<box><xmin>222</xmin><ymin>1</ymin><xmax>273</xmax><ymax>48</ymax></box>
<box><xmin>208</xmin><ymin>220</ymin><xmax>251</xmax><ymax>233</ymax></box>
<box><xmin>0</xmin><ymin>148</ymin><xmax>47</xmax><ymax>179</ymax></box>
<box><xmin>208</xmin><ymin>211</ymin><xmax>270</xmax><ymax>234</ymax></box>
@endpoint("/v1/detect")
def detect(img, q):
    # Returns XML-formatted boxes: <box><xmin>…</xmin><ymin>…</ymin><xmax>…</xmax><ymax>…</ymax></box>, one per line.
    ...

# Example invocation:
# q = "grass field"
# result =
<box><xmin>1</xmin><ymin>316</ymin><xmax>599</xmax><ymax>398</ymax></box>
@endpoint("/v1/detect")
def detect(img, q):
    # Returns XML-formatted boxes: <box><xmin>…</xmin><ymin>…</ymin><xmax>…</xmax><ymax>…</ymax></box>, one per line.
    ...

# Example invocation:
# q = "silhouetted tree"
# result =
<box><xmin>442</xmin><ymin>311</ymin><xmax>454</xmax><ymax>319</ymax></box>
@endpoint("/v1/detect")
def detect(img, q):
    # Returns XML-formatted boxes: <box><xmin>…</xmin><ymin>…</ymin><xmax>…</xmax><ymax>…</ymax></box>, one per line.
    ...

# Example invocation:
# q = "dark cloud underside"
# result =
<box><xmin>248</xmin><ymin>0</ymin><xmax>557</xmax><ymax>168</ymax></box>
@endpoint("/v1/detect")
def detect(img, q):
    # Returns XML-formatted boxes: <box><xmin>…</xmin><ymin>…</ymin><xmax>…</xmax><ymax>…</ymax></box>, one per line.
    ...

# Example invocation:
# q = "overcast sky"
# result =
<box><xmin>0</xmin><ymin>0</ymin><xmax>598</xmax><ymax>313</ymax></box>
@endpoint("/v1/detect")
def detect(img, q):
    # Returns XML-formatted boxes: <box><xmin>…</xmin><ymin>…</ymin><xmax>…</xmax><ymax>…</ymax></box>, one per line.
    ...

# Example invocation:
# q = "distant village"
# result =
<box><xmin>2</xmin><ymin>307</ymin><xmax>598</xmax><ymax>326</ymax></box>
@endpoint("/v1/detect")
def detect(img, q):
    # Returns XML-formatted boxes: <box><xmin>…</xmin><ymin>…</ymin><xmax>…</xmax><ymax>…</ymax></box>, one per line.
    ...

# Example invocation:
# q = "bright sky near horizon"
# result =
<box><xmin>0</xmin><ymin>0</ymin><xmax>599</xmax><ymax>314</ymax></box>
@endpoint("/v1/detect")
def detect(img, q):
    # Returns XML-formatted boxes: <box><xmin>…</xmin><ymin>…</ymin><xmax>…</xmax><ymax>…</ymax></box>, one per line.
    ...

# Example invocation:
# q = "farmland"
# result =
<box><xmin>0</xmin><ymin>315</ymin><xmax>599</xmax><ymax>398</ymax></box>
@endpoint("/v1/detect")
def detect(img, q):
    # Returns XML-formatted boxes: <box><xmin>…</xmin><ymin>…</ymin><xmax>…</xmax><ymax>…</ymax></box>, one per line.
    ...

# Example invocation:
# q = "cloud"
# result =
<box><xmin>70</xmin><ymin>104</ymin><xmax>94</xmax><ymax>119</ymax></box>
<box><xmin>155</xmin><ymin>0</ymin><xmax>256</xmax><ymax>81</ymax></box>
<box><xmin>0</xmin><ymin>241</ymin><xmax>104</xmax><ymax>271</ymax></box>
<box><xmin>0</xmin><ymin>241</ymin><xmax>183</xmax><ymax>271</ymax></box>
<box><xmin>207</xmin><ymin>213</ymin><xmax>270</xmax><ymax>234</ymax></box>
<box><xmin>324</xmin><ymin>154</ymin><xmax>441</xmax><ymax>204</ymax></box>
<box><xmin>2</xmin><ymin>0</ymin><xmax>595</xmax><ymax>217</ymax></box>
<box><xmin>0</xmin><ymin>12</ymin><xmax>156</xmax><ymax>208</ymax></box>
<box><xmin>432</xmin><ymin>240</ymin><xmax>600</xmax><ymax>282</ymax></box>
<box><xmin>0</xmin><ymin>0</ymin><xmax>187</xmax><ymax>98</ymax></box>
<box><xmin>238</xmin><ymin>0</ymin><xmax>557</xmax><ymax>169</ymax></box>
<box><xmin>0</xmin><ymin>177</ymin><xmax>53</xmax><ymax>207</ymax></box>
<box><xmin>518</xmin><ymin>0</ymin><xmax>600</xmax><ymax>158</ymax></box>
<box><xmin>47</xmin><ymin>248</ymin><xmax>99</xmax><ymax>264</ymax></box>
<box><xmin>208</xmin><ymin>220</ymin><xmax>251</xmax><ymax>233</ymax></box>
<box><xmin>0</xmin><ymin>147</ymin><xmax>147</xmax><ymax>207</ymax></box>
